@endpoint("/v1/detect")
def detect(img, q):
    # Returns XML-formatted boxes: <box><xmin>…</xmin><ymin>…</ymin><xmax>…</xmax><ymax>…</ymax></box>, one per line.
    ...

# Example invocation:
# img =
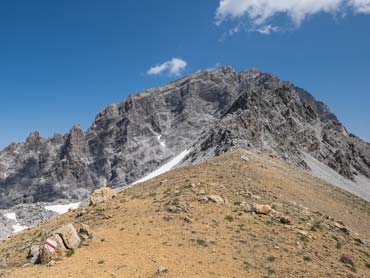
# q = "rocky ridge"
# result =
<box><xmin>1</xmin><ymin>150</ymin><xmax>370</xmax><ymax>277</ymax></box>
<box><xmin>1</xmin><ymin>66</ymin><xmax>369</xmax><ymax>211</ymax></box>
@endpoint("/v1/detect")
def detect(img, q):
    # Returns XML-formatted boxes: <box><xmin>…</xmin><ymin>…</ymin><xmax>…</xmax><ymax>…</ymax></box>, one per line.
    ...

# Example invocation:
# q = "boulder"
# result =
<box><xmin>39</xmin><ymin>245</ymin><xmax>54</xmax><ymax>264</ymax></box>
<box><xmin>50</xmin><ymin>233</ymin><xmax>67</xmax><ymax>252</ymax></box>
<box><xmin>28</xmin><ymin>233</ymin><xmax>68</xmax><ymax>264</ymax></box>
<box><xmin>39</xmin><ymin>235</ymin><xmax>65</xmax><ymax>264</ymax></box>
<box><xmin>55</xmin><ymin>224</ymin><xmax>81</xmax><ymax>249</ymax></box>
<box><xmin>90</xmin><ymin>187</ymin><xmax>117</xmax><ymax>205</ymax></box>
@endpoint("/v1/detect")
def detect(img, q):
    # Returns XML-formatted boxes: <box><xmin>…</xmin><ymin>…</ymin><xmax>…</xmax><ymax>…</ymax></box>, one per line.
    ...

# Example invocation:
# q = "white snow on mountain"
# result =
<box><xmin>132</xmin><ymin>149</ymin><xmax>191</xmax><ymax>185</ymax></box>
<box><xmin>4</xmin><ymin>212</ymin><xmax>17</xmax><ymax>221</ymax></box>
<box><xmin>157</xmin><ymin>135</ymin><xmax>166</xmax><ymax>147</ymax></box>
<box><xmin>12</xmin><ymin>223</ymin><xmax>28</xmax><ymax>233</ymax></box>
<box><xmin>4</xmin><ymin>212</ymin><xmax>28</xmax><ymax>233</ymax></box>
<box><xmin>303</xmin><ymin>152</ymin><xmax>370</xmax><ymax>203</ymax></box>
<box><xmin>44</xmin><ymin>202</ymin><xmax>80</xmax><ymax>214</ymax></box>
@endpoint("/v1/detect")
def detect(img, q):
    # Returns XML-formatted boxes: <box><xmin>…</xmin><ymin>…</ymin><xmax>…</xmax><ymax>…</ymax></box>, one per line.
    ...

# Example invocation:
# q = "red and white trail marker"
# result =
<box><xmin>44</xmin><ymin>238</ymin><xmax>58</xmax><ymax>253</ymax></box>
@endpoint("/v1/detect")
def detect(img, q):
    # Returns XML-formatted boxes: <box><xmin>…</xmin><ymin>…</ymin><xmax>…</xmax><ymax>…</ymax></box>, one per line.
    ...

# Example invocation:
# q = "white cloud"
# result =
<box><xmin>216</xmin><ymin>0</ymin><xmax>370</xmax><ymax>33</ymax></box>
<box><xmin>350</xmin><ymin>0</ymin><xmax>370</xmax><ymax>13</ymax></box>
<box><xmin>147</xmin><ymin>58</ymin><xmax>187</xmax><ymax>77</ymax></box>
<box><xmin>255</xmin><ymin>24</ymin><xmax>279</xmax><ymax>34</ymax></box>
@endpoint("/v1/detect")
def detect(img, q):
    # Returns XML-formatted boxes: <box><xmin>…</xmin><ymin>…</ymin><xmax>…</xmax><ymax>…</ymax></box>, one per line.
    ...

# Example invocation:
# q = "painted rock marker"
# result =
<box><xmin>44</xmin><ymin>239</ymin><xmax>58</xmax><ymax>253</ymax></box>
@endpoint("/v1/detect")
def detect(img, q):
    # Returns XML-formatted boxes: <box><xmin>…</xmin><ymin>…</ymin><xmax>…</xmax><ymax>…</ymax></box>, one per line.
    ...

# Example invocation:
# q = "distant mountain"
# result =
<box><xmin>1</xmin><ymin>66</ymin><xmax>369</xmax><ymax>209</ymax></box>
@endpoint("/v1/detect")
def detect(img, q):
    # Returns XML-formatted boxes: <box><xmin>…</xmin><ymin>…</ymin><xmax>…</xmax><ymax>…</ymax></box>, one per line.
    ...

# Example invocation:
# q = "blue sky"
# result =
<box><xmin>1</xmin><ymin>0</ymin><xmax>370</xmax><ymax>149</ymax></box>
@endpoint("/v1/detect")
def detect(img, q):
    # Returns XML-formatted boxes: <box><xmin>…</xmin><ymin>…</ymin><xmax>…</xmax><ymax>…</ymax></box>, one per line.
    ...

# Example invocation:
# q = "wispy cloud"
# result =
<box><xmin>254</xmin><ymin>24</ymin><xmax>279</xmax><ymax>35</ymax></box>
<box><xmin>216</xmin><ymin>0</ymin><xmax>370</xmax><ymax>35</ymax></box>
<box><xmin>147</xmin><ymin>58</ymin><xmax>187</xmax><ymax>77</ymax></box>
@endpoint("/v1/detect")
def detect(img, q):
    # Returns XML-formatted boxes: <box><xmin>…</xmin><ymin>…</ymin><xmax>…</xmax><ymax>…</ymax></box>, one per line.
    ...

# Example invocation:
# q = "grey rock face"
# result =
<box><xmin>183</xmin><ymin>69</ymin><xmax>370</xmax><ymax>183</ymax></box>
<box><xmin>0</xmin><ymin>214</ymin><xmax>13</xmax><ymax>240</ymax></box>
<box><xmin>0</xmin><ymin>66</ymin><xmax>369</xmax><ymax>209</ymax></box>
<box><xmin>11</xmin><ymin>203</ymin><xmax>57</xmax><ymax>227</ymax></box>
<box><xmin>0</xmin><ymin>203</ymin><xmax>58</xmax><ymax>240</ymax></box>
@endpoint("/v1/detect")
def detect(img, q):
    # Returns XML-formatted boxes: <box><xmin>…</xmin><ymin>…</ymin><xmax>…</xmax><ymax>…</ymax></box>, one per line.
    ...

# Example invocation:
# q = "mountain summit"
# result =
<box><xmin>1</xmin><ymin>67</ymin><xmax>369</xmax><ymax>209</ymax></box>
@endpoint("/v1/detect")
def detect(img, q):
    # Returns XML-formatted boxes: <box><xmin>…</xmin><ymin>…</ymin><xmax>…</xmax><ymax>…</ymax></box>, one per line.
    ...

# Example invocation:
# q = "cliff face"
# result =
<box><xmin>184</xmin><ymin>69</ymin><xmax>370</xmax><ymax>183</ymax></box>
<box><xmin>0</xmin><ymin>67</ymin><xmax>369</xmax><ymax>208</ymax></box>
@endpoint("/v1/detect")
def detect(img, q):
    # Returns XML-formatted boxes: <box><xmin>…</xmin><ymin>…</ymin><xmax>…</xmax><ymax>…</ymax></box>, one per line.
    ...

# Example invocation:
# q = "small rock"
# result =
<box><xmin>184</xmin><ymin>216</ymin><xmax>191</xmax><ymax>223</ymax></box>
<box><xmin>165</xmin><ymin>205</ymin><xmax>182</xmax><ymax>213</ymax></box>
<box><xmin>163</xmin><ymin>215</ymin><xmax>174</xmax><ymax>221</ymax></box>
<box><xmin>352</xmin><ymin>233</ymin><xmax>364</xmax><ymax>244</ymax></box>
<box><xmin>76</xmin><ymin>209</ymin><xmax>87</xmax><ymax>218</ymax></box>
<box><xmin>298</xmin><ymin>230</ymin><xmax>308</xmax><ymax>236</ymax></box>
<box><xmin>90</xmin><ymin>187</ymin><xmax>117</xmax><ymax>205</ymax></box>
<box><xmin>79</xmin><ymin>223</ymin><xmax>93</xmax><ymax>239</ymax></box>
<box><xmin>157</xmin><ymin>266</ymin><xmax>169</xmax><ymax>274</ymax></box>
<box><xmin>253</xmin><ymin>204</ymin><xmax>272</xmax><ymax>215</ymax></box>
<box><xmin>340</xmin><ymin>254</ymin><xmax>354</xmax><ymax>266</ymax></box>
<box><xmin>27</xmin><ymin>245</ymin><xmax>41</xmax><ymax>264</ymax></box>
<box><xmin>280</xmin><ymin>216</ymin><xmax>292</xmax><ymax>225</ymax></box>
<box><xmin>198</xmin><ymin>189</ymin><xmax>206</xmax><ymax>195</ymax></box>
<box><xmin>47</xmin><ymin>260</ymin><xmax>56</xmax><ymax>267</ymax></box>
<box><xmin>241</xmin><ymin>155</ymin><xmax>250</xmax><ymax>161</ymax></box>
<box><xmin>246</xmin><ymin>191</ymin><xmax>261</xmax><ymax>200</ymax></box>
<box><xmin>271</xmin><ymin>203</ymin><xmax>283</xmax><ymax>210</ymax></box>
<box><xmin>206</xmin><ymin>195</ymin><xmax>224</xmax><ymax>204</ymax></box>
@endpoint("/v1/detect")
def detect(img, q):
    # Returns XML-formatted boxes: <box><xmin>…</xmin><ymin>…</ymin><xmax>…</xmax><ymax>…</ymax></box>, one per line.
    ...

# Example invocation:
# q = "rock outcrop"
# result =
<box><xmin>0</xmin><ymin>66</ymin><xmax>369</xmax><ymax>210</ymax></box>
<box><xmin>27</xmin><ymin>223</ymin><xmax>84</xmax><ymax>265</ymax></box>
<box><xmin>89</xmin><ymin>187</ymin><xmax>117</xmax><ymax>205</ymax></box>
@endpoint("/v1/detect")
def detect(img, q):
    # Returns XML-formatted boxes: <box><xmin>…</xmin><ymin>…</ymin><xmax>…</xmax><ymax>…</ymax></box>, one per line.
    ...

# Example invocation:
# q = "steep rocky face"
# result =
<box><xmin>85</xmin><ymin>67</ymin><xmax>240</xmax><ymax>187</ymax></box>
<box><xmin>0</xmin><ymin>128</ymin><xmax>96</xmax><ymax>208</ymax></box>
<box><xmin>184</xmin><ymin>69</ymin><xmax>370</xmax><ymax>183</ymax></box>
<box><xmin>0</xmin><ymin>67</ymin><xmax>369</xmax><ymax>209</ymax></box>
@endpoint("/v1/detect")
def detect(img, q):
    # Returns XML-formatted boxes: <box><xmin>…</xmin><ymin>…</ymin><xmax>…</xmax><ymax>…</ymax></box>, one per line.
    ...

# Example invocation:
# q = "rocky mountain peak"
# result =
<box><xmin>25</xmin><ymin>131</ymin><xmax>42</xmax><ymax>145</ymax></box>
<box><xmin>0</xmin><ymin>67</ymin><xmax>369</xmax><ymax>209</ymax></box>
<box><xmin>65</xmin><ymin>125</ymin><xmax>85</xmax><ymax>149</ymax></box>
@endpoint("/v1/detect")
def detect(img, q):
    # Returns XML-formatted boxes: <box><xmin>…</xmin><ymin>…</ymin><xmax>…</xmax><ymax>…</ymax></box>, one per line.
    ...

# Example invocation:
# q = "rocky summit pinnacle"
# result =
<box><xmin>0</xmin><ymin>66</ymin><xmax>369</xmax><ymax>208</ymax></box>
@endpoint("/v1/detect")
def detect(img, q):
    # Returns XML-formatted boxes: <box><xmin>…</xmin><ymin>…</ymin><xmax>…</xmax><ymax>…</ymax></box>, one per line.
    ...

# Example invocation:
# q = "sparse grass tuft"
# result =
<box><xmin>313</xmin><ymin>220</ymin><xmax>322</xmax><ymax>230</ymax></box>
<box><xmin>225</xmin><ymin>215</ymin><xmax>234</xmax><ymax>222</ymax></box>
<box><xmin>336</xmin><ymin>242</ymin><xmax>342</xmax><ymax>249</ymax></box>
<box><xmin>196</xmin><ymin>239</ymin><xmax>208</xmax><ymax>247</ymax></box>
<box><xmin>303</xmin><ymin>256</ymin><xmax>312</xmax><ymax>262</ymax></box>
<box><xmin>243</xmin><ymin>261</ymin><xmax>251</xmax><ymax>270</ymax></box>
<box><xmin>66</xmin><ymin>249</ymin><xmax>75</xmax><ymax>257</ymax></box>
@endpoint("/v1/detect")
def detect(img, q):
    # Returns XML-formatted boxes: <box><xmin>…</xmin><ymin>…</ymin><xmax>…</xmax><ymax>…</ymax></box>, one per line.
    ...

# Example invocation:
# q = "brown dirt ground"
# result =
<box><xmin>1</xmin><ymin>150</ymin><xmax>370</xmax><ymax>278</ymax></box>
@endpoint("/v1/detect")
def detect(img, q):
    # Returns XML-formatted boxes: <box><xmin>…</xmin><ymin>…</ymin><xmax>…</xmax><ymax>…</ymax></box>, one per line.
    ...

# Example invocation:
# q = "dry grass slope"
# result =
<box><xmin>1</xmin><ymin>150</ymin><xmax>370</xmax><ymax>277</ymax></box>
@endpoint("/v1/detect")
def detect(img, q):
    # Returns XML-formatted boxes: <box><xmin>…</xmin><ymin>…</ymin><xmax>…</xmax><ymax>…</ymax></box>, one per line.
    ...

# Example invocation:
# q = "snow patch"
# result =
<box><xmin>12</xmin><ymin>223</ymin><xmax>28</xmax><ymax>233</ymax></box>
<box><xmin>157</xmin><ymin>135</ymin><xmax>166</xmax><ymax>147</ymax></box>
<box><xmin>3</xmin><ymin>212</ymin><xmax>28</xmax><ymax>233</ymax></box>
<box><xmin>303</xmin><ymin>152</ymin><xmax>370</xmax><ymax>203</ymax></box>
<box><xmin>45</xmin><ymin>202</ymin><xmax>80</xmax><ymax>214</ymax></box>
<box><xmin>4</xmin><ymin>212</ymin><xmax>17</xmax><ymax>221</ymax></box>
<box><xmin>133</xmin><ymin>149</ymin><xmax>191</xmax><ymax>185</ymax></box>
